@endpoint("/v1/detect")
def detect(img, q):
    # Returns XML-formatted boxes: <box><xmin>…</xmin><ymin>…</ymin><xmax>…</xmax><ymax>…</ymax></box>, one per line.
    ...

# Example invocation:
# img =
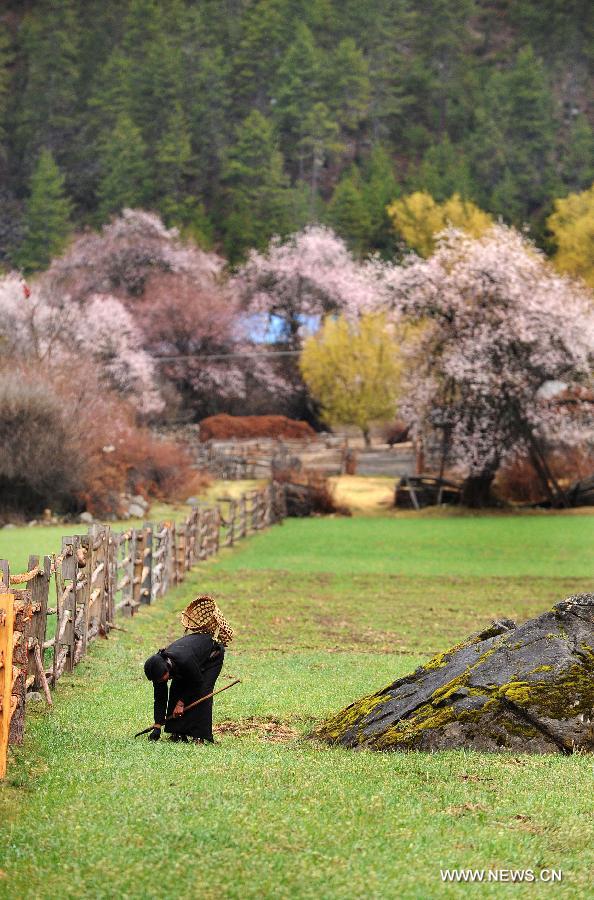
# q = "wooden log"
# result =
<box><xmin>9</xmin><ymin>592</ymin><xmax>32</xmax><ymax>746</ymax></box>
<box><xmin>54</xmin><ymin>646</ymin><xmax>69</xmax><ymax>681</ymax></box>
<box><xmin>32</xmin><ymin>642</ymin><xmax>52</xmax><ymax>706</ymax></box>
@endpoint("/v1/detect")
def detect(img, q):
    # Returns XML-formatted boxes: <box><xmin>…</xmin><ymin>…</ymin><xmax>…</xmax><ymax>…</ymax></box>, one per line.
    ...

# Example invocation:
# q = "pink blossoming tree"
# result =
<box><xmin>0</xmin><ymin>272</ymin><xmax>162</xmax><ymax>416</ymax></box>
<box><xmin>42</xmin><ymin>210</ymin><xmax>291</xmax><ymax>417</ymax></box>
<box><xmin>234</xmin><ymin>225</ymin><xmax>381</xmax><ymax>347</ymax></box>
<box><xmin>379</xmin><ymin>225</ymin><xmax>594</xmax><ymax>506</ymax></box>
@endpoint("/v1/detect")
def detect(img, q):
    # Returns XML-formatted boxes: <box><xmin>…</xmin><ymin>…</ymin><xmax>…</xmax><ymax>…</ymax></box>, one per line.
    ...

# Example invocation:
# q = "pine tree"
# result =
<box><xmin>338</xmin><ymin>0</ymin><xmax>414</xmax><ymax>143</ymax></box>
<box><xmin>326</xmin><ymin>168</ymin><xmax>372</xmax><ymax>254</ymax></box>
<box><xmin>180</xmin><ymin>9</ymin><xmax>232</xmax><ymax>202</ymax></box>
<box><xmin>274</xmin><ymin>22</ymin><xmax>324</xmax><ymax>173</ymax></box>
<box><xmin>15</xmin><ymin>1</ymin><xmax>81</xmax><ymax>177</ymax></box>
<box><xmin>298</xmin><ymin>103</ymin><xmax>343</xmax><ymax>203</ymax></box>
<box><xmin>470</xmin><ymin>46</ymin><xmax>558</xmax><ymax>221</ymax></box>
<box><xmin>88</xmin><ymin>50</ymin><xmax>134</xmax><ymax>135</ymax></box>
<box><xmin>467</xmin><ymin>97</ymin><xmax>507</xmax><ymax>209</ymax></box>
<box><xmin>323</xmin><ymin>38</ymin><xmax>370</xmax><ymax>135</ymax></box>
<box><xmin>97</xmin><ymin>114</ymin><xmax>149</xmax><ymax>220</ymax></box>
<box><xmin>121</xmin><ymin>1</ymin><xmax>183</xmax><ymax>148</ymax></box>
<box><xmin>361</xmin><ymin>144</ymin><xmax>400</xmax><ymax>255</ymax></box>
<box><xmin>490</xmin><ymin>168</ymin><xmax>524</xmax><ymax>225</ymax></box>
<box><xmin>222</xmin><ymin>110</ymin><xmax>292</xmax><ymax>261</ymax></box>
<box><xmin>404</xmin><ymin>0</ymin><xmax>478</xmax><ymax>142</ymax></box>
<box><xmin>231</xmin><ymin>0</ymin><xmax>292</xmax><ymax>112</ymax></box>
<box><xmin>0</xmin><ymin>25</ymin><xmax>13</xmax><ymax>153</ymax></box>
<box><xmin>560</xmin><ymin>115</ymin><xmax>594</xmax><ymax>193</ymax></box>
<box><xmin>153</xmin><ymin>103</ymin><xmax>193</xmax><ymax>223</ymax></box>
<box><xmin>500</xmin><ymin>46</ymin><xmax>558</xmax><ymax>212</ymax></box>
<box><xmin>16</xmin><ymin>149</ymin><xmax>72</xmax><ymax>273</ymax></box>
<box><xmin>414</xmin><ymin>137</ymin><xmax>475</xmax><ymax>202</ymax></box>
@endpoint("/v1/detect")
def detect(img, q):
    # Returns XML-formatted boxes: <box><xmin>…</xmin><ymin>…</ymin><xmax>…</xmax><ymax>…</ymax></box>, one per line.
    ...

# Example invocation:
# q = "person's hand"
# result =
<box><xmin>173</xmin><ymin>700</ymin><xmax>185</xmax><ymax>718</ymax></box>
<box><xmin>148</xmin><ymin>727</ymin><xmax>161</xmax><ymax>741</ymax></box>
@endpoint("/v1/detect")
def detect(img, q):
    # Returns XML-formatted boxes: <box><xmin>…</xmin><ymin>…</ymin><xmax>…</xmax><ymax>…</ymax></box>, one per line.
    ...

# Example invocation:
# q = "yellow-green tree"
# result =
<box><xmin>387</xmin><ymin>191</ymin><xmax>492</xmax><ymax>257</ymax></box>
<box><xmin>300</xmin><ymin>313</ymin><xmax>401</xmax><ymax>446</ymax></box>
<box><xmin>547</xmin><ymin>183</ymin><xmax>594</xmax><ymax>288</ymax></box>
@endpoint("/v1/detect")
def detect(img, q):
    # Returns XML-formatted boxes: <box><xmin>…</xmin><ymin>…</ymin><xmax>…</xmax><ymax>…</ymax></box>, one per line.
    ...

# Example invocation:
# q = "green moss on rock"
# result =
<box><xmin>313</xmin><ymin>594</ymin><xmax>594</xmax><ymax>754</ymax></box>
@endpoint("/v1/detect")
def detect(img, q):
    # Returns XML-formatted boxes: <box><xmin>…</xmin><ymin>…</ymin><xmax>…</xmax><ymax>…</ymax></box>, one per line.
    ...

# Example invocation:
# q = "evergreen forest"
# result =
<box><xmin>0</xmin><ymin>0</ymin><xmax>593</xmax><ymax>268</ymax></box>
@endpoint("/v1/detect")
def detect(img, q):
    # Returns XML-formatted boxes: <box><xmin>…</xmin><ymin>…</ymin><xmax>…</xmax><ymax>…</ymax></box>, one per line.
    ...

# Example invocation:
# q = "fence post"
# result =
<box><xmin>176</xmin><ymin>524</ymin><xmax>186</xmax><ymax>582</ymax></box>
<box><xmin>169</xmin><ymin>524</ymin><xmax>177</xmax><ymax>585</ymax></box>
<box><xmin>0</xmin><ymin>593</ymin><xmax>14</xmax><ymax>779</ymax></box>
<box><xmin>132</xmin><ymin>528</ymin><xmax>143</xmax><ymax>613</ymax></box>
<box><xmin>0</xmin><ymin>561</ymin><xmax>9</xmax><ymax>593</ymax></box>
<box><xmin>27</xmin><ymin>555</ymin><xmax>51</xmax><ymax>691</ymax></box>
<box><xmin>141</xmin><ymin>524</ymin><xmax>153</xmax><ymax>605</ymax></box>
<box><xmin>106</xmin><ymin>531</ymin><xmax>116</xmax><ymax>628</ymax></box>
<box><xmin>238</xmin><ymin>494</ymin><xmax>247</xmax><ymax>539</ymax></box>
<box><xmin>214</xmin><ymin>508</ymin><xmax>221</xmax><ymax>555</ymax></box>
<box><xmin>56</xmin><ymin>537</ymin><xmax>77</xmax><ymax>678</ymax></box>
<box><xmin>122</xmin><ymin>530</ymin><xmax>135</xmax><ymax>616</ymax></box>
<box><xmin>77</xmin><ymin>535</ymin><xmax>91</xmax><ymax>664</ymax></box>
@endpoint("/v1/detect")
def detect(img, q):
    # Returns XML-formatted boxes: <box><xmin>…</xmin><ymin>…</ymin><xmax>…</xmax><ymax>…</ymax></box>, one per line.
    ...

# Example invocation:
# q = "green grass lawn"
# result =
<box><xmin>1</xmin><ymin>514</ymin><xmax>593</xmax><ymax>899</ymax></box>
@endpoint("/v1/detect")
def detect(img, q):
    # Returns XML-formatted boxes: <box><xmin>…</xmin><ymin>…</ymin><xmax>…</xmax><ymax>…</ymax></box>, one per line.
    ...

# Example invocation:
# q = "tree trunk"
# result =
<box><xmin>460</xmin><ymin>471</ymin><xmax>497</xmax><ymax>508</ymax></box>
<box><xmin>362</xmin><ymin>428</ymin><xmax>371</xmax><ymax>448</ymax></box>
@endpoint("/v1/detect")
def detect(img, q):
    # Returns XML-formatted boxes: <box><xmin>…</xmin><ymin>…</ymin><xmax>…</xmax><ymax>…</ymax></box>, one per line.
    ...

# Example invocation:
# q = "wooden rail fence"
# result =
<box><xmin>0</xmin><ymin>482</ymin><xmax>287</xmax><ymax>778</ymax></box>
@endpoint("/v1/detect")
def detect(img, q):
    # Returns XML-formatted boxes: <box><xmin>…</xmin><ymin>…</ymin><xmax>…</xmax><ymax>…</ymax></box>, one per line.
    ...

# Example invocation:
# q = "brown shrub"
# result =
<box><xmin>79</xmin><ymin>426</ymin><xmax>210</xmax><ymax>516</ymax></box>
<box><xmin>0</xmin><ymin>370</ymin><xmax>85</xmax><ymax>514</ymax></box>
<box><xmin>495</xmin><ymin>447</ymin><xmax>594</xmax><ymax>504</ymax></box>
<box><xmin>199</xmin><ymin>414</ymin><xmax>315</xmax><ymax>442</ymax></box>
<box><xmin>383</xmin><ymin>419</ymin><xmax>411</xmax><ymax>446</ymax></box>
<box><xmin>273</xmin><ymin>467</ymin><xmax>350</xmax><ymax>517</ymax></box>
<box><xmin>0</xmin><ymin>360</ymin><xmax>210</xmax><ymax>517</ymax></box>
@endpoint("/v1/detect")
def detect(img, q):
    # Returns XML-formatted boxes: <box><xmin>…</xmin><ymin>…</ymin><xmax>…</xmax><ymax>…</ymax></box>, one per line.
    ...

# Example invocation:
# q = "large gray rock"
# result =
<box><xmin>313</xmin><ymin>594</ymin><xmax>594</xmax><ymax>754</ymax></box>
<box><xmin>127</xmin><ymin>502</ymin><xmax>146</xmax><ymax>518</ymax></box>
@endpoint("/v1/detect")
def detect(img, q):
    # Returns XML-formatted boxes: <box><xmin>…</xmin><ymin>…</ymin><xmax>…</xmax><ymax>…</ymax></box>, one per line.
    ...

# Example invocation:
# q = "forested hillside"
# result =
<box><xmin>0</xmin><ymin>0</ymin><xmax>592</xmax><ymax>266</ymax></box>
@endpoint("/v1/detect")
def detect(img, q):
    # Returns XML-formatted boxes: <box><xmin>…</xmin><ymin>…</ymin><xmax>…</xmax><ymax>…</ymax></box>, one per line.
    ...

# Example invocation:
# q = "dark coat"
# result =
<box><xmin>152</xmin><ymin>633</ymin><xmax>224</xmax><ymax>741</ymax></box>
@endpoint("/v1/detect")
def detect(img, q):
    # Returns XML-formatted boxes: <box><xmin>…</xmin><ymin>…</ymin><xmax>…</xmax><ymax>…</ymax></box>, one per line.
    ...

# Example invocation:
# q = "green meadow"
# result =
<box><xmin>1</xmin><ymin>513</ymin><xmax>593</xmax><ymax>899</ymax></box>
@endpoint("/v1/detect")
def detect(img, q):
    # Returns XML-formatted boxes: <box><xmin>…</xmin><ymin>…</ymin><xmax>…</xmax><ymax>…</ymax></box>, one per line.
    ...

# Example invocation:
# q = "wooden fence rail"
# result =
<box><xmin>0</xmin><ymin>482</ymin><xmax>287</xmax><ymax>778</ymax></box>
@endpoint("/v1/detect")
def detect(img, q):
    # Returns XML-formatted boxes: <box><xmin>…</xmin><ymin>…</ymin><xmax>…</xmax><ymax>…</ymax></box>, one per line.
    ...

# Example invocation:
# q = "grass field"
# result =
<box><xmin>1</xmin><ymin>513</ymin><xmax>593</xmax><ymax>899</ymax></box>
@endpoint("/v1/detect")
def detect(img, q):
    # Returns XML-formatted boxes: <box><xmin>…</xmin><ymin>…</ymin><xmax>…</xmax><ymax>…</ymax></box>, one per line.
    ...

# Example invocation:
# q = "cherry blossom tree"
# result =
<box><xmin>45</xmin><ymin>209</ymin><xmax>225</xmax><ymax>301</ymax></box>
<box><xmin>0</xmin><ymin>272</ymin><xmax>162</xmax><ymax>416</ymax></box>
<box><xmin>140</xmin><ymin>271</ymin><xmax>291</xmax><ymax>417</ymax></box>
<box><xmin>378</xmin><ymin>225</ymin><xmax>594</xmax><ymax>506</ymax></box>
<box><xmin>234</xmin><ymin>225</ymin><xmax>382</xmax><ymax>348</ymax></box>
<box><xmin>37</xmin><ymin>209</ymin><xmax>291</xmax><ymax>418</ymax></box>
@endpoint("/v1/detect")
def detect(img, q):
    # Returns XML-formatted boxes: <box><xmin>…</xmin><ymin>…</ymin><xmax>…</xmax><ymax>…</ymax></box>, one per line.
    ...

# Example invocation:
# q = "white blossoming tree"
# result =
<box><xmin>380</xmin><ymin>225</ymin><xmax>594</xmax><ymax>506</ymax></box>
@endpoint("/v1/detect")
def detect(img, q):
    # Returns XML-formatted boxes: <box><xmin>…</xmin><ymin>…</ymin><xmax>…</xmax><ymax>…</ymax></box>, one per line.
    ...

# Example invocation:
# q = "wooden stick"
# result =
<box><xmin>33</xmin><ymin>642</ymin><xmax>52</xmax><ymax>706</ymax></box>
<box><xmin>135</xmin><ymin>679</ymin><xmax>241</xmax><ymax>737</ymax></box>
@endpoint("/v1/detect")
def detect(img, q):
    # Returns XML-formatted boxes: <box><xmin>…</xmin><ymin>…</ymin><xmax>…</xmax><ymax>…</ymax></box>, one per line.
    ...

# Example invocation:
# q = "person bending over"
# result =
<box><xmin>143</xmin><ymin>596</ymin><xmax>234</xmax><ymax>744</ymax></box>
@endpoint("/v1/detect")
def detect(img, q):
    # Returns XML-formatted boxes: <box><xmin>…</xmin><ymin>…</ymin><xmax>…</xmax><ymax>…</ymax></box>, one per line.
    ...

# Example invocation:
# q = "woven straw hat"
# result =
<box><xmin>181</xmin><ymin>595</ymin><xmax>234</xmax><ymax>645</ymax></box>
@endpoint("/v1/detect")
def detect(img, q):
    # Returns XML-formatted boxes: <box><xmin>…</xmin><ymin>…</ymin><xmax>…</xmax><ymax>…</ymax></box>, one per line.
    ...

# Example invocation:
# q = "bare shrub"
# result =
<box><xmin>273</xmin><ymin>468</ymin><xmax>350</xmax><ymax>517</ymax></box>
<box><xmin>495</xmin><ymin>447</ymin><xmax>594</xmax><ymax>504</ymax></box>
<box><xmin>0</xmin><ymin>362</ymin><xmax>210</xmax><ymax>517</ymax></box>
<box><xmin>0</xmin><ymin>371</ymin><xmax>85</xmax><ymax>514</ymax></box>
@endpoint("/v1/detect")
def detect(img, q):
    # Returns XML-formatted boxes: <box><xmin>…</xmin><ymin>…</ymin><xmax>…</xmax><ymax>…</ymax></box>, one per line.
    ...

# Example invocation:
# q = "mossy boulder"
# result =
<box><xmin>313</xmin><ymin>594</ymin><xmax>594</xmax><ymax>753</ymax></box>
